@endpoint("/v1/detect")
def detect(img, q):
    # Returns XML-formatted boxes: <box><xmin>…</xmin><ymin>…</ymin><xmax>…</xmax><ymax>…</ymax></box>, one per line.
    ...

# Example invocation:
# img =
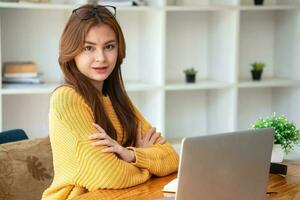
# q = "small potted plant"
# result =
<box><xmin>251</xmin><ymin>62</ymin><xmax>265</xmax><ymax>81</ymax></box>
<box><xmin>183</xmin><ymin>67</ymin><xmax>198</xmax><ymax>83</ymax></box>
<box><xmin>252</xmin><ymin>113</ymin><xmax>300</xmax><ymax>162</ymax></box>
<box><xmin>254</xmin><ymin>0</ymin><xmax>264</xmax><ymax>5</ymax></box>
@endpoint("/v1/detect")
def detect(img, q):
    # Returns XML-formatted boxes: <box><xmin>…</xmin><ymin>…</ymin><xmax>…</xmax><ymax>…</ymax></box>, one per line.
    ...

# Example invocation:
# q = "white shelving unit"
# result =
<box><xmin>1</xmin><ymin>0</ymin><xmax>300</xmax><ymax>158</ymax></box>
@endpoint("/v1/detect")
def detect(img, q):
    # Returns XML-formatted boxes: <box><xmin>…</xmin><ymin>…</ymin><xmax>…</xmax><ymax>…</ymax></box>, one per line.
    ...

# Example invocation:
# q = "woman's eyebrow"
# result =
<box><xmin>84</xmin><ymin>40</ymin><xmax>116</xmax><ymax>45</ymax></box>
<box><xmin>84</xmin><ymin>41</ymin><xmax>96</xmax><ymax>45</ymax></box>
<box><xmin>104</xmin><ymin>40</ymin><xmax>116</xmax><ymax>44</ymax></box>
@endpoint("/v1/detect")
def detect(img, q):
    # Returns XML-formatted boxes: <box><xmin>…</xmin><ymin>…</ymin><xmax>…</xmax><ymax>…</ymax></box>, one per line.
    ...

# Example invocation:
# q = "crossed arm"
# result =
<box><xmin>89</xmin><ymin>122</ymin><xmax>166</xmax><ymax>163</ymax></box>
<box><xmin>89</xmin><ymin>107</ymin><xmax>179</xmax><ymax>177</ymax></box>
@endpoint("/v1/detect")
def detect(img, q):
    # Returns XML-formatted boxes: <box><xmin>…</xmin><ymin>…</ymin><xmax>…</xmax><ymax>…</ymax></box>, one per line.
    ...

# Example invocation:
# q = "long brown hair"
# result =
<box><xmin>58</xmin><ymin>4</ymin><xmax>138</xmax><ymax>146</ymax></box>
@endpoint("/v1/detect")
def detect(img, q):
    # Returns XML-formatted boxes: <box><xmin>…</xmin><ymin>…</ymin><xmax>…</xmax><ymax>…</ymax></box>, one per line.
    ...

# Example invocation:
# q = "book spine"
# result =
<box><xmin>4</xmin><ymin>72</ymin><xmax>38</xmax><ymax>78</ymax></box>
<box><xmin>4</xmin><ymin>63</ymin><xmax>37</xmax><ymax>73</ymax></box>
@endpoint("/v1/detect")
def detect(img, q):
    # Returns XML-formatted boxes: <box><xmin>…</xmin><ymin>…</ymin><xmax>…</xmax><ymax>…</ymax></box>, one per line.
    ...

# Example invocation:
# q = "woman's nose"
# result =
<box><xmin>95</xmin><ymin>49</ymin><xmax>105</xmax><ymax>63</ymax></box>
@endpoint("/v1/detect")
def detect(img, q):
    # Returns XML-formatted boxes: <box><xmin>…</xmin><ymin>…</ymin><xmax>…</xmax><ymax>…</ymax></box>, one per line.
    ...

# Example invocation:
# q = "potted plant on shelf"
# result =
<box><xmin>183</xmin><ymin>67</ymin><xmax>198</xmax><ymax>83</ymax></box>
<box><xmin>254</xmin><ymin>0</ymin><xmax>264</xmax><ymax>5</ymax></box>
<box><xmin>252</xmin><ymin>113</ymin><xmax>300</xmax><ymax>163</ymax></box>
<box><xmin>250</xmin><ymin>62</ymin><xmax>265</xmax><ymax>81</ymax></box>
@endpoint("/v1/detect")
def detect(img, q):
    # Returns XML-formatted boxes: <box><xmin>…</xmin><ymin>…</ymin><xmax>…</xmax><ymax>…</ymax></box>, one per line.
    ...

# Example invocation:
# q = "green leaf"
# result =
<box><xmin>251</xmin><ymin>113</ymin><xmax>300</xmax><ymax>154</ymax></box>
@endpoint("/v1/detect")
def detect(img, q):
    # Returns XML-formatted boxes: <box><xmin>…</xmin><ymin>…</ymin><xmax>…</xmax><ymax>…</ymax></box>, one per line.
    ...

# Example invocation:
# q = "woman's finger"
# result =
<box><xmin>92</xmin><ymin>123</ymin><xmax>106</xmax><ymax>133</ymax></box>
<box><xmin>144</xmin><ymin>127</ymin><xmax>156</xmax><ymax>142</ymax></box>
<box><xmin>158</xmin><ymin>137</ymin><xmax>166</xmax><ymax>144</ymax></box>
<box><xmin>91</xmin><ymin>139</ymin><xmax>110</xmax><ymax>146</ymax></box>
<box><xmin>88</xmin><ymin>132</ymin><xmax>107</xmax><ymax>140</ymax></box>
<box><xmin>102</xmin><ymin>146</ymin><xmax>117</xmax><ymax>153</ymax></box>
<box><xmin>149</xmin><ymin>132</ymin><xmax>161</xmax><ymax>145</ymax></box>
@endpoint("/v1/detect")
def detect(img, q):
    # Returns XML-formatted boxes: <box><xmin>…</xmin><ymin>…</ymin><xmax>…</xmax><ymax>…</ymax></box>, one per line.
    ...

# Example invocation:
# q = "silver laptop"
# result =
<box><xmin>164</xmin><ymin>128</ymin><xmax>274</xmax><ymax>200</ymax></box>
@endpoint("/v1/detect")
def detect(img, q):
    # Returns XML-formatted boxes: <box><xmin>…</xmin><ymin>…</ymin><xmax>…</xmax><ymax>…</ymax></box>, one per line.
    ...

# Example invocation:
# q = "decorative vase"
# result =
<box><xmin>251</xmin><ymin>70</ymin><xmax>263</xmax><ymax>81</ymax></box>
<box><xmin>254</xmin><ymin>0</ymin><xmax>264</xmax><ymax>5</ymax></box>
<box><xmin>185</xmin><ymin>74</ymin><xmax>196</xmax><ymax>83</ymax></box>
<box><xmin>271</xmin><ymin>144</ymin><xmax>284</xmax><ymax>163</ymax></box>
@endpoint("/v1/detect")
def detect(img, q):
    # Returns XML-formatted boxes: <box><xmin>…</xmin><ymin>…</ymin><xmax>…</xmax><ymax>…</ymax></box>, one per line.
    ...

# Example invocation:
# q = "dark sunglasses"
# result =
<box><xmin>72</xmin><ymin>5</ymin><xmax>116</xmax><ymax>20</ymax></box>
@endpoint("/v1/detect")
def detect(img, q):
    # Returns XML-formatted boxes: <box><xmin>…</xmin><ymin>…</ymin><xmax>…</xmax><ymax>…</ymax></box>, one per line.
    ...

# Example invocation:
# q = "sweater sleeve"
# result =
<box><xmin>50</xmin><ymin>86</ymin><xmax>150</xmax><ymax>191</ymax></box>
<box><xmin>127</xmin><ymin>106</ymin><xmax>179</xmax><ymax>176</ymax></box>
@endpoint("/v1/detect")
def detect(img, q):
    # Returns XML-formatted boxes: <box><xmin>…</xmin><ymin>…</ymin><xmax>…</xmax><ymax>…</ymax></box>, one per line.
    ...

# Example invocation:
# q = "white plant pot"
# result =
<box><xmin>271</xmin><ymin>144</ymin><xmax>284</xmax><ymax>163</ymax></box>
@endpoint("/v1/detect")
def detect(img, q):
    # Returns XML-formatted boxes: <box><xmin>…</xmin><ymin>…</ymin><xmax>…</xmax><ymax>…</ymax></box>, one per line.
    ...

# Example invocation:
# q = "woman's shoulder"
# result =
<box><xmin>50</xmin><ymin>84</ymin><xmax>85</xmax><ymax>106</ymax></box>
<box><xmin>52</xmin><ymin>84</ymin><xmax>77</xmax><ymax>98</ymax></box>
<box><xmin>53</xmin><ymin>83</ymin><xmax>75</xmax><ymax>93</ymax></box>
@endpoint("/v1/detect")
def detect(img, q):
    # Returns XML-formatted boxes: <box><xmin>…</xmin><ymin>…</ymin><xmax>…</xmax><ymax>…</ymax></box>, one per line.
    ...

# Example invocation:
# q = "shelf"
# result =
<box><xmin>164</xmin><ymin>5</ymin><xmax>300</xmax><ymax>12</ymax></box>
<box><xmin>238</xmin><ymin>78</ymin><xmax>300</xmax><ymax>88</ymax></box>
<box><xmin>239</xmin><ymin>5</ymin><xmax>300</xmax><ymax>11</ymax></box>
<box><xmin>0</xmin><ymin>2</ymin><xmax>75</xmax><ymax>10</ymax></box>
<box><xmin>116</xmin><ymin>6</ymin><xmax>158</xmax><ymax>11</ymax></box>
<box><xmin>124</xmin><ymin>81</ymin><xmax>162</xmax><ymax>91</ymax></box>
<box><xmin>1</xmin><ymin>82</ymin><xmax>161</xmax><ymax>94</ymax></box>
<box><xmin>1</xmin><ymin>83</ymin><xmax>60</xmax><ymax>95</ymax></box>
<box><xmin>165</xmin><ymin>5</ymin><xmax>235</xmax><ymax>11</ymax></box>
<box><xmin>0</xmin><ymin>2</ymin><xmax>157</xmax><ymax>11</ymax></box>
<box><xmin>165</xmin><ymin>80</ymin><xmax>231</xmax><ymax>91</ymax></box>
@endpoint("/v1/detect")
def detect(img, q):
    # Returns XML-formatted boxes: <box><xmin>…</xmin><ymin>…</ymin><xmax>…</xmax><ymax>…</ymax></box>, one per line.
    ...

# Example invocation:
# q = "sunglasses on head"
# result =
<box><xmin>72</xmin><ymin>5</ymin><xmax>116</xmax><ymax>20</ymax></box>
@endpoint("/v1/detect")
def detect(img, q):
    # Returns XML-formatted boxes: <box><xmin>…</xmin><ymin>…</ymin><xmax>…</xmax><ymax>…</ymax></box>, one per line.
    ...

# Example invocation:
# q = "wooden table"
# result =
<box><xmin>267</xmin><ymin>160</ymin><xmax>300</xmax><ymax>200</ymax></box>
<box><xmin>73</xmin><ymin>160</ymin><xmax>300</xmax><ymax>200</ymax></box>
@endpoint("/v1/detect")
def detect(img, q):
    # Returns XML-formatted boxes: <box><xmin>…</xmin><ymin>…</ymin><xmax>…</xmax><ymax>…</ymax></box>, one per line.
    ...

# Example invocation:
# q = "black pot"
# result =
<box><xmin>185</xmin><ymin>74</ymin><xmax>196</xmax><ymax>83</ymax></box>
<box><xmin>254</xmin><ymin>0</ymin><xmax>264</xmax><ymax>5</ymax></box>
<box><xmin>251</xmin><ymin>70</ymin><xmax>263</xmax><ymax>81</ymax></box>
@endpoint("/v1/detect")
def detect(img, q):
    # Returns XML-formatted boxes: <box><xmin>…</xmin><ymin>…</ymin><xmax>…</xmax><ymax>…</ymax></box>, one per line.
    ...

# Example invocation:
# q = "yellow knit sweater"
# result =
<box><xmin>42</xmin><ymin>86</ymin><xmax>179</xmax><ymax>200</ymax></box>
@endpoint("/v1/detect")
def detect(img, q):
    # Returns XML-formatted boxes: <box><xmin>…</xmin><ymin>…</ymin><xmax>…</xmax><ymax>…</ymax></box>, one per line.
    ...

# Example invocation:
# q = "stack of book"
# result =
<box><xmin>2</xmin><ymin>62</ymin><xmax>42</xmax><ymax>84</ymax></box>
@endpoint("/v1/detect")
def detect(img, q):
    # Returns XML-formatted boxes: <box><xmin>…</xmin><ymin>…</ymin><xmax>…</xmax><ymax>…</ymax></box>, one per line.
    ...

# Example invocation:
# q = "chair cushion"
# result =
<box><xmin>0</xmin><ymin>136</ymin><xmax>53</xmax><ymax>200</ymax></box>
<box><xmin>0</xmin><ymin>129</ymin><xmax>29</xmax><ymax>144</ymax></box>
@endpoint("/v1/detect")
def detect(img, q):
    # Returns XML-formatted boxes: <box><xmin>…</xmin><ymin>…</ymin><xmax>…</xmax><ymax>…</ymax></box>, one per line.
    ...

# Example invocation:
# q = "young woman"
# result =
<box><xmin>42</xmin><ymin>4</ymin><xmax>179</xmax><ymax>200</ymax></box>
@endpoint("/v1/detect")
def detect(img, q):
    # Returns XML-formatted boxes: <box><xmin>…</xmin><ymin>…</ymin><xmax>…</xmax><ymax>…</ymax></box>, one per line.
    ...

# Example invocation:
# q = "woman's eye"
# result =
<box><xmin>83</xmin><ymin>46</ymin><xmax>94</xmax><ymax>51</ymax></box>
<box><xmin>105</xmin><ymin>44</ymin><xmax>115</xmax><ymax>50</ymax></box>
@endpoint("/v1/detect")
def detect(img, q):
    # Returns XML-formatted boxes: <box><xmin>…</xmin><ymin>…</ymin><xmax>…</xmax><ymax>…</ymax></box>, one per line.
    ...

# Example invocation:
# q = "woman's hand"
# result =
<box><xmin>135</xmin><ymin>122</ymin><xmax>166</xmax><ymax>148</ymax></box>
<box><xmin>89</xmin><ymin>123</ymin><xmax>135</xmax><ymax>163</ymax></box>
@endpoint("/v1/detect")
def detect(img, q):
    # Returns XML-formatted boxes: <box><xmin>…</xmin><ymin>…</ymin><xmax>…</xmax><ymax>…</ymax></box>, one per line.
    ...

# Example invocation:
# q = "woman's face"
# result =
<box><xmin>74</xmin><ymin>24</ymin><xmax>118</xmax><ymax>89</ymax></box>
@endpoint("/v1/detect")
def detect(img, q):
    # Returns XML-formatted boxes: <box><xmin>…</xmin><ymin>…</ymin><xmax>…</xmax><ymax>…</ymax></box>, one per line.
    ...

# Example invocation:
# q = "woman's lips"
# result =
<box><xmin>93</xmin><ymin>66</ymin><xmax>108</xmax><ymax>73</ymax></box>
